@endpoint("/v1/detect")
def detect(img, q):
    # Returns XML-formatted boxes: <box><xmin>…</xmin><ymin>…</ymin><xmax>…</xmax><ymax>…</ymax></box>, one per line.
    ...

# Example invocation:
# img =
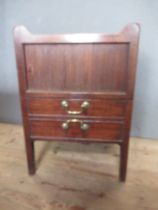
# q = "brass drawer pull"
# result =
<box><xmin>61</xmin><ymin>100</ymin><xmax>90</xmax><ymax>115</ymax></box>
<box><xmin>61</xmin><ymin>119</ymin><xmax>89</xmax><ymax>131</ymax></box>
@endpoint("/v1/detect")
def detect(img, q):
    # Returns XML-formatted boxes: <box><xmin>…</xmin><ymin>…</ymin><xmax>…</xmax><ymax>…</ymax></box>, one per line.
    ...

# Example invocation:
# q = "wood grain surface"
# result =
<box><xmin>0</xmin><ymin>123</ymin><xmax>157</xmax><ymax>210</ymax></box>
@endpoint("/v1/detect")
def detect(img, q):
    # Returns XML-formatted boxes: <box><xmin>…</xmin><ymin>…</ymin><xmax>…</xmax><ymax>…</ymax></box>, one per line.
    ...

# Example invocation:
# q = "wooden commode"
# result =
<box><xmin>14</xmin><ymin>23</ymin><xmax>140</xmax><ymax>181</ymax></box>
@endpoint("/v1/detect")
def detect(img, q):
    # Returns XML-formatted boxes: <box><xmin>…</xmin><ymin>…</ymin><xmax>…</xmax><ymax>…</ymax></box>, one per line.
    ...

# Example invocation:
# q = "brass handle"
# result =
<box><xmin>61</xmin><ymin>119</ymin><xmax>89</xmax><ymax>131</ymax></box>
<box><xmin>61</xmin><ymin>100</ymin><xmax>90</xmax><ymax>115</ymax></box>
<box><xmin>61</xmin><ymin>100</ymin><xmax>69</xmax><ymax>108</ymax></box>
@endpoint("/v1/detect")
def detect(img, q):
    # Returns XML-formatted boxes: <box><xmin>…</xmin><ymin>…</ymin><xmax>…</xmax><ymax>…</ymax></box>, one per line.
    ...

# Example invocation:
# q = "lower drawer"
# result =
<box><xmin>29</xmin><ymin>118</ymin><xmax>124</xmax><ymax>142</ymax></box>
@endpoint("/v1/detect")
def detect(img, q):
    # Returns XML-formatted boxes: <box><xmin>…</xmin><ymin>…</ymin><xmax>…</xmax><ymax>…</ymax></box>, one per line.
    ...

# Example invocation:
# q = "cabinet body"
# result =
<box><xmin>14</xmin><ymin>24</ymin><xmax>140</xmax><ymax>181</ymax></box>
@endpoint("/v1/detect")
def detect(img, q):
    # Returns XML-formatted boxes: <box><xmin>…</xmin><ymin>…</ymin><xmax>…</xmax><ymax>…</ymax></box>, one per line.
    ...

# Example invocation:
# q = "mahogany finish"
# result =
<box><xmin>27</xmin><ymin>98</ymin><xmax>127</xmax><ymax>119</ymax></box>
<box><xmin>25</xmin><ymin>43</ymin><xmax>128</xmax><ymax>92</ymax></box>
<box><xmin>29</xmin><ymin>118</ymin><xmax>124</xmax><ymax>140</ymax></box>
<box><xmin>14</xmin><ymin>23</ymin><xmax>140</xmax><ymax>181</ymax></box>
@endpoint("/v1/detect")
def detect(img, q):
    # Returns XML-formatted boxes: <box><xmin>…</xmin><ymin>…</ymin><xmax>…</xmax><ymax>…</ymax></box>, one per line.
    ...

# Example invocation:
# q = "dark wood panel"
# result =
<box><xmin>24</xmin><ymin>43</ymin><xmax>129</xmax><ymax>93</ymax></box>
<box><xmin>26</xmin><ymin>90</ymin><xmax>127</xmax><ymax>99</ymax></box>
<box><xmin>27</xmin><ymin>98</ymin><xmax>127</xmax><ymax>119</ymax></box>
<box><xmin>29</xmin><ymin>118</ymin><xmax>124</xmax><ymax>141</ymax></box>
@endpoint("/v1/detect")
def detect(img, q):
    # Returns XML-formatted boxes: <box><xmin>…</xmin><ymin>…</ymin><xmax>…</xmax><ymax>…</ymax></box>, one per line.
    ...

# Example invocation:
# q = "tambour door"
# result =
<box><xmin>24</xmin><ymin>43</ymin><xmax>129</xmax><ymax>97</ymax></box>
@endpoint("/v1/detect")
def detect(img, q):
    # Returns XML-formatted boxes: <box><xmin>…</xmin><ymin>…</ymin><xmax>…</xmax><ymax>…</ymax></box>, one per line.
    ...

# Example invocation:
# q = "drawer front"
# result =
<box><xmin>29</xmin><ymin>118</ymin><xmax>124</xmax><ymax>141</ymax></box>
<box><xmin>27</xmin><ymin>98</ymin><xmax>126</xmax><ymax>119</ymax></box>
